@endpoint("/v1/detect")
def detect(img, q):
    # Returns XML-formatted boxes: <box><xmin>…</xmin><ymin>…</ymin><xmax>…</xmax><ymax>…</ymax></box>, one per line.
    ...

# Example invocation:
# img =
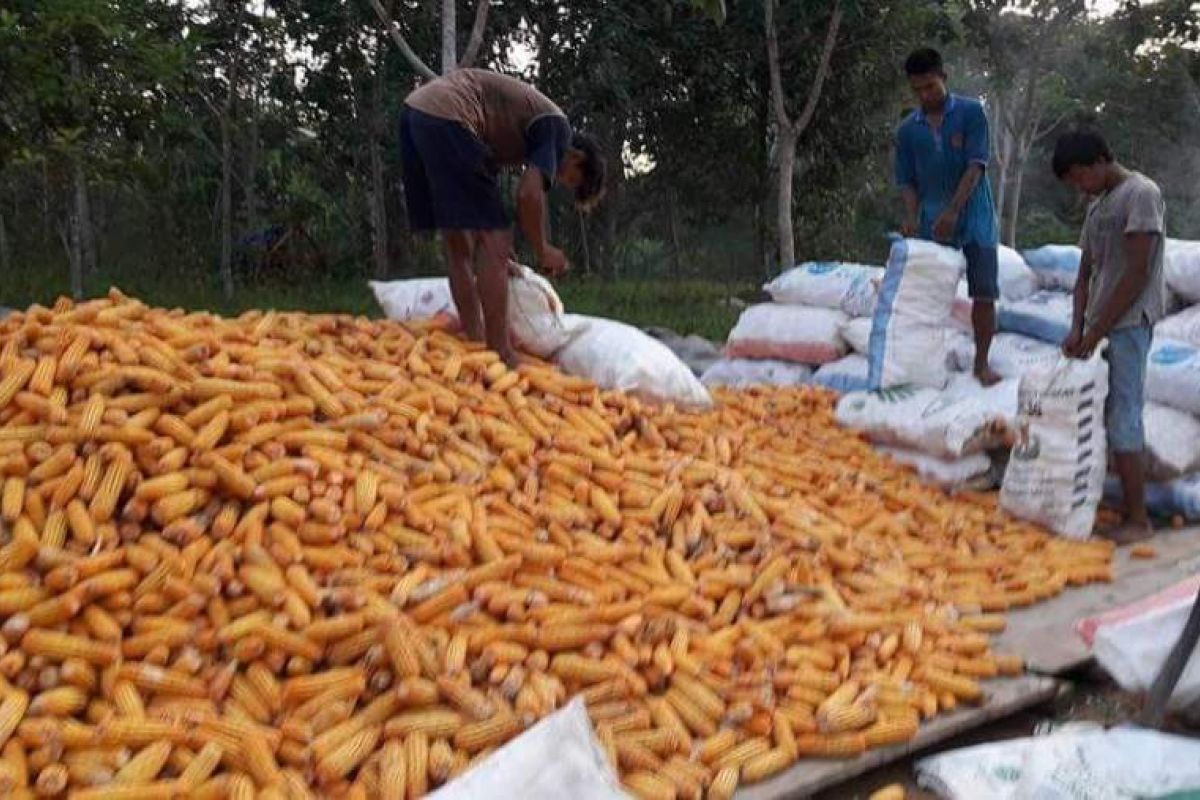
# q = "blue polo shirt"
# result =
<box><xmin>894</xmin><ymin>94</ymin><xmax>998</xmax><ymax>248</ymax></box>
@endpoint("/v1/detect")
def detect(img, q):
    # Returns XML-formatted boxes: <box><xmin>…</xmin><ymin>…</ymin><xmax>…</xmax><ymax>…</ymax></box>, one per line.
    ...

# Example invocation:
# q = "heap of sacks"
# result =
<box><xmin>705</xmin><ymin>239</ymin><xmax>1200</xmax><ymax>526</ymax></box>
<box><xmin>0</xmin><ymin>291</ymin><xmax>1114</xmax><ymax>798</ymax></box>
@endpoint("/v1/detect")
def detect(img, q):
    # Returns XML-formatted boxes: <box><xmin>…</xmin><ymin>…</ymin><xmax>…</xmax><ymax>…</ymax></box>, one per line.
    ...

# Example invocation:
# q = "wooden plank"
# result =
<box><xmin>995</xmin><ymin>526</ymin><xmax>1200</xmax><ymax>675</ymax></box>
<box><xmin>736</xmin><ymin>674</ymin><xmax>1059</xmax><ymax>800</ymax></box>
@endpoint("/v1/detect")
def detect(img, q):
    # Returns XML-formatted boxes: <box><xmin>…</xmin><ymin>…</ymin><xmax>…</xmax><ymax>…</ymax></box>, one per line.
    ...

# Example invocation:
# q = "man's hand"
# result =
<box><xmin>539</xmin><ymin>245</ymin><xmax>568</xmax><ymax>278</ymax></box>
<box><xmin>900</xmin><ymin>217</ymin><xmax>919</xmax><ymax>238</ymax></box>
<box><xmin>1063</xmin><ymin>327</ymin><xmax>1100</xmax><ymax>359</ymax></box>
<box><xmin>1078</xmin><ymin>329</ymin><xmax>1102</xmax><ymax>359</ymax></box>
<box><xmin>1061</xmin><ymin>328</ymin><xmax>1084</xmax><ymax>358</ymax></box>
<box><xmin>932</xmin><ymin>207</ymin><xmax>959</xmax><ymax>243</ymax></box>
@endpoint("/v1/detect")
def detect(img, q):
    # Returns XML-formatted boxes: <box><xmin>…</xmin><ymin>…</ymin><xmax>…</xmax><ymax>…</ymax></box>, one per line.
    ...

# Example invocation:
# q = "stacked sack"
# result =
<box><xmin>836</xmin><ymin>238</ymin><xmax>1021</xmax><ymax>492</ymax></box>
<box><xmin>1114</xmin><ymin>239</ymin><xmax>1200</xmax><ymax>521</ymax></box>
<box><xmin>948</xmin><ymin>239</ymin><xmax>1200</xmax><ymax>524</ymax></box>
<box><xmin>702</xmin><ymin>261</ymin><xmax>883</xmax><ymax>391</ymax></box>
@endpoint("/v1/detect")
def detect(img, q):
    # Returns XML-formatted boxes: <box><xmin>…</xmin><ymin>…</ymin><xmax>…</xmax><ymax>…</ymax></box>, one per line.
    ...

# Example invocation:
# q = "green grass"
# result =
<box><xmin>5</xmin><ymin>262</ymin><xmax>758</xmax><ymax>342</ymax></box>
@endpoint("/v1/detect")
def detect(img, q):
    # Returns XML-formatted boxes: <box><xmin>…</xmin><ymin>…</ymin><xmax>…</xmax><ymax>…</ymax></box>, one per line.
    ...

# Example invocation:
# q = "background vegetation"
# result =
<box><xmin>1</xmin><ymin>0</ymin><xmax>1197</xmax><ymax>339</ymax></box>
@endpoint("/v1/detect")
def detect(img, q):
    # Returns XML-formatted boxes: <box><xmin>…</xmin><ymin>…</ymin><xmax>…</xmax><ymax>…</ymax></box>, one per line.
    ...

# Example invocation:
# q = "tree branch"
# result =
<box><xmin>365</xmin><ymin>0</ymin><xmax>438</xmax><ymax>81</ymax></box>
<box><xmin>459</xmin><ymin>0</ymin><xmax>490</xmax><ymax>69</ymax></box>
<box><xmin>764</xmin><ymin>0</ymin><xmax>792</xmax><ymax>130</ymax></box>
<box><xmin>792</xmin><ymin>2</ymin><xmax>843</xmax><ymax>138</ymax></box>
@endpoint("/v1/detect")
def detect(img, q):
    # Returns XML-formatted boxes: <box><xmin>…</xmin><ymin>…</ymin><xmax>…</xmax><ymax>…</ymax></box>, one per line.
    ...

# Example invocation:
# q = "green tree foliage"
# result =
<box><xmin>0</xmin><ymin>0</ymin><xmax>1197</xmax><ymax>319</ymax></box>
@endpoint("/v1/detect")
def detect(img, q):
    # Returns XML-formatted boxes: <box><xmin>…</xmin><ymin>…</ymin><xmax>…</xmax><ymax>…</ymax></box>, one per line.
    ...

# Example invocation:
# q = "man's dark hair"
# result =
<box><xmin>904</xmin><ymin>48</ymin><xmax>944</xmax><ymax>77</ymax></box>
<box><xmin>571</xmin><ymin>132</ymin><xmax>607</xmax><ymax>212</ymax></box>
<box><xmin>1052</xmin><ymin>129</ymin><xmax>1114</xmax><ymax>178</ymax></box>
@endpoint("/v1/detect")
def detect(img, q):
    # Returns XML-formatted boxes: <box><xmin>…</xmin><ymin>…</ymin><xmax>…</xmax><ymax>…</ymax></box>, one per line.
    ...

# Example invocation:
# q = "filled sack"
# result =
<box><xmin>878</xmin><ymin>446</ymin><xmax>995</xmax><ymax>490</ymax></box>
<box><xmin>811</xmin><ymin>355</ymin><xmax>870</xmax><ymax>394</ymax></box>
<box><xmin>1022</xmin><ymin>244</ymin><xmax>1081</xmax><ymax>290</ymax></box>
<box><xmin>998</xmin><ymin>245</ymin><xmax>1038</xmax><ymax>301</ymax></box>
<box><xmin>1164</xmin><ymin>238</ymin><xmax>1200</xmax><ymax>303</ymax></box>
<box><xmin>555</xmin><ymin>314</ymin><xmax>712</xmax><ymax>408</ymax></box>
<box><xmin>997</xmin><ymin>289</ymin><xmax>1074</xmax><ymax>345</ymax></box>
<box><xmin>370</xmin><ymin>278</ymin><xmax>455</xmax><ymax>324</ymax></box>
<box><xmin>1146</xmin><ymin>337</ymin><xmax>1200</xmax><ymax>416</ymax></box>
<box><xmin>868</xmin><ymin>238</ymin><xmax>965</xmax><ymax>390</ymax></box>
<box><xmin>1145</xmin><ymin>401</ymin><xmax>1200</xmax><ymax>481</ymax></box>
<box><xmin>725</xmin><ymin>303</ymin><xmax>848</xmax><ymax>365</ymax></box>
<box><xmin>950</xmin><ymin>281</ymin><xmax>973</xmax><ymax>332</ymax></box>
<box><xmin>763</xmin><ymin>261</ymin><xmax>882</xmax><ymax>317</ymax></box>
<box><xmin>1154</xmin><ymin>305</ymin><xmax>1200</xmax><ymax>349</ymax></box>
<box><xmin>840</xmin><ymin>317</ymin><xmax>872</xmax><ymax>355</ymax></box>
<box><xmin>700</xmin><ymin>358</ymin><xmax>812</xmax><ymax>388</ymax></box>
<box><xmin>949</xmin><ymin>332</ymin><xmax>1060</xmax><ymax>380</ymax></box>
<box><xmin>1086</xmin><ymin>577</ymin><xmax>1200</xmax><ymax>714</ymax></box>
<box><xmin>1108</xmin><ymin>472</ymin><xmax>1200</xmax><ymax>522</ymax></box>
<box><xmin>371</xmin><ymin>267</ymin><xmax>583</xmax><ymax>358</ymax></box>
<box><xmin>1000</xmin><ymin>350</ymin><xmax>1109</xmax><ymax>539</ymax></box>
<box><xmin>835</xmin><ymin>375</ymin><xmax>1019</xmax><ymax>459</ymax></box>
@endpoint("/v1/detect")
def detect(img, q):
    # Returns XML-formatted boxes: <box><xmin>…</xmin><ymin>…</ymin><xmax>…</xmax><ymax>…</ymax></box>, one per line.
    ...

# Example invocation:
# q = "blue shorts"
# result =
<box><xmin>400</xmin><ymin>106</ymin><xmax>509</xmax><ymax>232</ymax></box>
<box><xmin>962</xmin><ymin>243</ymin><xmax>999</xmax><ymax>301</ymax></box>
<box><xmin>1105</xmin><ymin>324</ymin><xmax>1152</xmax><ymax>453</ymax></box>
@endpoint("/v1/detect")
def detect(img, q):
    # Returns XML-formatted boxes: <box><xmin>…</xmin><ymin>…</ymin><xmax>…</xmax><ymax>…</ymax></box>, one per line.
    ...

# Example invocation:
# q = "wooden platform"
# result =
<box><xmin>737</xmin><ymin>526</ymin><xmax>1200</xmax><ymax>798</ymax></box>
<box><xmin>736</xmin><ymin>675</ymin><xmax>1060</xmax><ymax>800</ymax></box>
<box><xmin>996</xmin><ymin>525</ymin><xmax>1200</xmax><ymax>675</ymax></box>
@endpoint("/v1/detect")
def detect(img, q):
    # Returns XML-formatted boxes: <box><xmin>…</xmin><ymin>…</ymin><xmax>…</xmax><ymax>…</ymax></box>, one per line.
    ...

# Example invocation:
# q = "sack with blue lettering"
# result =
<box><xmin>812</xmin><ymin>354</ymin><xmax>870</xmax><ymax>393</ymax></box>
<box><xmin>997</xmin><ymin>290</ymin><xmax>1074</xmax><ymax>344</ymax></box>
<box><xmin>1000</xmin><ymin>350</ymin><xmax>1109</xmax><ymax>539</ymax></box>
<box><xmin>998</xmin><ymin>245</ymin><xmax>1038</xmax><ymax>301</ymax></box>
<box><xmin>764</xmin><ymin>261</ymin><xmax>883</xmax><ymax>317</ymax></box>
<box><xmin>1106</xmin><ymin>472</ymin><xmax>1200</xmax><ymax>522</ymax></box>
<box><xmin>1147</xmin><ymin>337</ymin><xmax>1200</xmax><ymax>416</ymax></box>
<box><xmin>1156</xmin><ymin>306</ymin><xmax>1200</xmax><ymax>349</ymax></box>
<box><xmin>867</xmin><ymin>238</ymin><xmax>965</xmax><ymax>390</ymax></box>
<box><xmin>1165</xmin><ymin>238</ymin><xmax>1200</xmax><ymax>303</ymax></box>
<box><xmin>1022</xmin><ymin>245</ymin><xmax>1082</xmax><ymax>290</ymax></box>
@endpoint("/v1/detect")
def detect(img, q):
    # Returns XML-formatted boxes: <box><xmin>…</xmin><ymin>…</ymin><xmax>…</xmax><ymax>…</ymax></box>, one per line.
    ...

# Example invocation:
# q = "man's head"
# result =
<box><xmin>557</xmin><ymin>133</ymin><xmax>607</xmax><ymax>212</ymax></box>
<box><xmin>905</xmin><ymin>48</ymin><xmax>948</xmax><ymax>114</ymax></box>
<box><xmin>1052</xmin><ymin>129</ymin><xmax>1115</xmax><ymax>196</ymax></box>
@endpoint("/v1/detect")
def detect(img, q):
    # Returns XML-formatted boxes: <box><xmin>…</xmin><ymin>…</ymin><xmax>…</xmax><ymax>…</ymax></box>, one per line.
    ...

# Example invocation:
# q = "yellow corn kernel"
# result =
<box><xmin>622</xmin><ymin>770</ymin><xmax>676</xmax><ymax>800</ymax></box>
<box><xmin>1</xmin><ymin>476</ymin><xmax>24</xmax><ymax>522</ymax></box>
<box><xmin>404</xmin><ymin>731</ymin><xmax>429</xmax><ymax>800</ymax></box>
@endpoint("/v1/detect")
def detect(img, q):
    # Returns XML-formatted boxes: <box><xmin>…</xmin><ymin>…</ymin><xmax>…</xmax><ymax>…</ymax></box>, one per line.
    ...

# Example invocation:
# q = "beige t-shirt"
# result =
<box><xmin>1080</xmin><ymin>171</ymin><xmax>1167</xmax><ymax>331</ymax></box>
<box><xmin>405</xmin><ymin>69</ymin><xmax>565</xmax><ymax>168</ymax></box>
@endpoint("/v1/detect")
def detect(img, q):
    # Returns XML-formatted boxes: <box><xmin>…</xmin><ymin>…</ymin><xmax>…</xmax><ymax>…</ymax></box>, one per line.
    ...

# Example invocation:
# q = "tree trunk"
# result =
<box><xmin>764</xmin><ymin>0</ymin><xmax>841</xmax><ymax>274</ymax></box>
<box><xmin>775</xmin><ymin>128</ymin><xmax>798</xmax><ymax>270</ymax></box>
<box><xmin>68</xmin><ymin>43</ymin><xmax>97</xmax><ymax>284</ymax></box>
<box><xmin>577</xmin><ymin>211</ymin><xmax>592</xmax><ymax>276</ymax></box>
<box><xmin>66</xmin><ymin>176</ymin><xmax>85</xmax><ymax>300</ymax></box>
<box><xmin>1006</xmin><ymin>151</ymin><xmax>1026</xmax><ymax>248</ymax></box>
<box><xmin>219</xmin><ymin>113</ymin><xmax>235</xmax><ymax>300</ymax></box>
<box><xmin>218</xmin><ymin>29</ymin><xmax>242</xmax><ymax>302</ymax></box>
<box><xmin>369</xmin><ymin>54</ymin><xmax>391</xmax><ymax>279</ymax></box>
<box><xmin>990</xmin><ymin>96</ymin><xmax>1008</xmax><ymax>228</ymax></box>
<box><xmin>244</xmin><ymin>92</ymin><xmax>260</xmax><ymax>234</ymax></box>
<box><xmin>0</xmin><ymin>207</ymin><xmax>9</xmax><ymax>281</ymax></box>
<box><xmin>441</xmin><ymin>0</ymin><xmax>457</xmax><ymax>74</ymax></box>
<box><xmin>668</xmin><ymin>192</ymin><xmax>682</xmax><ymax>278</ymax></box>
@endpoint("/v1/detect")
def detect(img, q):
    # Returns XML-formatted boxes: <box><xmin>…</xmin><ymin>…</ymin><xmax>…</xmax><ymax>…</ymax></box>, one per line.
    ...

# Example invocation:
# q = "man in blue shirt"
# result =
<box><xmin>895</xmin><ymin>48</ymin><xmax>1002</xmax><ymax>385</ymax></box>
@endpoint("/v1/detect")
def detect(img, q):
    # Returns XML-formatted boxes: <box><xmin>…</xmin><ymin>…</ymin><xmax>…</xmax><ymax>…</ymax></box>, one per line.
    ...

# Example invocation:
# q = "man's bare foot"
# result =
<box><xmin>1103</xmin><ymin>518</ymin><xmax>1154</xmax><ymax>545</ymax></box>
<box><xmin>974</xmin><ymin>365</ymin><xmax>1003</xmax><ymax>387</ymax></box>
<box><xmin>498</xmin><ymin>347</ymin><xmax>523</xmax><ymax>371</ymax></box>
<box><xmin>462</xmin><ymin>319</ymin><xmax>485</xmax><ymax>343</ymax></box>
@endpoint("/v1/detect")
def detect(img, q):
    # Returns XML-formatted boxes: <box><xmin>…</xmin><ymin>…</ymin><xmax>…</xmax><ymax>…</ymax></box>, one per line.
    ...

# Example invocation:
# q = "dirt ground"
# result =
<box><xmin>812</xmin><ymin>664</ymin><xmax>1193</xmax><ymax>800</ymax></box>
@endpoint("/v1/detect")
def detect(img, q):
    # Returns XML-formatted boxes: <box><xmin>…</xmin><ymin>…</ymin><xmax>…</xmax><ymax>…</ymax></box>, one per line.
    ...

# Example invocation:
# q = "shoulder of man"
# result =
<box><xmin>896</xmin><ymin>111</ymin><xmax>919</xmax><ymax>136</ymax></box>
<box><xmin>1129</xmin><ymin>172</ymin><xmax>1164</xmax><ymax>199</ymax></box>
<box><xmin>952</xmin><ymin>95</ymin><xmax>986</xmax><ymax>118</ymax></box>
